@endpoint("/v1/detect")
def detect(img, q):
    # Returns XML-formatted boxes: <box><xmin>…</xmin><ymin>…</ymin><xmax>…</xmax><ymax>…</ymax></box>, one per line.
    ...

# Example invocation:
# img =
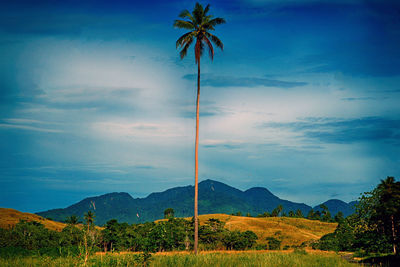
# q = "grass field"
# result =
<box><xmin>0</xmin><ymin>208</ymin><xmax>66</xmax><ymax>232</ymax></box>
<box><xmin>0</xmin><ymin>250</ymin><xmax>357</xmax><ymax>267</ymax></box>
<box><xmin>161</xmin><ymin>213</ymin><xmax>337</xmax><ymax>247</ymax></box>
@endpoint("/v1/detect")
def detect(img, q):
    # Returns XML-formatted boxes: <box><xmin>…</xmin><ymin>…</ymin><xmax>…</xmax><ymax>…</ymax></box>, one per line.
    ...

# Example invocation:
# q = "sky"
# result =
<box><xmin>1</xmin><ymin>0</ymin><xmax>399</xmax><ymax>213</ymax></box>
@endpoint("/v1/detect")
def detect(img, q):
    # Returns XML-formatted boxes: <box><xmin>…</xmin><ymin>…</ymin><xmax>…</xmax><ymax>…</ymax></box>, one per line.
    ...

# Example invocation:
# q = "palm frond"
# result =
<box><xmin>173</xmin><ymin>19</ymin><xmax>195</xmax><ymax>30</ymax></box>
<box><xmin>204</xmin><ymin>4</ymin><xmax>210</xmax><ymax>16</ymax></box>
<box><xmin>179</xmin><ymin>9</ymin><xmax>193</xmax><ymax>20</ymax></box>
<box><xmin>193</xmin><ymin>3</ymin><xmax>204</xmax><ymax>25</ymax></box>
<box><xmin>176</xmin><ymin>31</ymin><xmax>195</xmax><ymax>48</ymax></box>
<box><xmin>195</xmin><ymin>38</ymin><xmax>204</xmax><ymax>64</ymax></box>
<box><xmin>206</xmin><ymin>32</ymin><xmax>224</xmax><ymax>50</ymax></box>
<box><xmin>202</xmin><ymin>15</ymin><xmax>212</xmax><ymax>25</ymax></box>
<box><xmin>208</xmin><ymin>17</ymin><xmax>226</xmax><ymax>27</ymax></box>
<box><xmin>180</xmin><ymin>37</ymin><xmax>194</xmax><ymax>59</ymax></box>
<box><xmin>175</xmin><ymin>3</ymin><xmax>224</xmax><ymax>63</ymax></box>
<box><xmin>203</xmin><ymin>36</ymin><xmax>214</xmax><ymax>61</ymax></box>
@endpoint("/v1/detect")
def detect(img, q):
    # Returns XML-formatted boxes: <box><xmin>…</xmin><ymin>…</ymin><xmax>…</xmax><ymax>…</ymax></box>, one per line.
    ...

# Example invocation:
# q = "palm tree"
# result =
<box><xmin>174</xmin><ymin>3</ymin><xmax>225</xmax><ymax>254</ymax></box>
<box><xmin>84</xmin><ymin>210</ymin><xmax>95</xmax><ymax>232</ymax></box>
<box><xmin>83</xmin><ymin>210</ymin><xmax>95</xmax><ymax>264</ymax></box>
<box><xmin>65</xmin><ymin>215</ymin><xmax>78</xmax><ymax>225</ymax></box>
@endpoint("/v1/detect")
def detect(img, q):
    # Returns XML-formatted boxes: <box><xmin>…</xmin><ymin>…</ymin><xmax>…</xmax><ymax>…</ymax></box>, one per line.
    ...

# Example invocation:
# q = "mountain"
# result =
<box><xmin>313</xmin><ymin>199</ymin><xmax>358</xmax><ymax>217</ymax></box>
<box><xmin>36</xmin><ymin>179</ymin><xmax>354</xmax><ymax>225</ymax></box>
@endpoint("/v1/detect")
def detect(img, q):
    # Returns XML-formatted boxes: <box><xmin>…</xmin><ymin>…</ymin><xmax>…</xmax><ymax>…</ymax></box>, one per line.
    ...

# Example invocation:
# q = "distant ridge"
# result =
<box><xmin>313</xmin><ymin>199</ymin><xmax>357</xmax><ymax>217</ymax></box>
<box><xmin>36</xmin><ymin>179</ymin><xmax>357</xmax><ymax>225</ymax></box>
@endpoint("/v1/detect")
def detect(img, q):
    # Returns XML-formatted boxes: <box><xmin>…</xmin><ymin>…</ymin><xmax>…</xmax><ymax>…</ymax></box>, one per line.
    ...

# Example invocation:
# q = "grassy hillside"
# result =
<box><xmin>1</xmin><ymin>208</ymin><xmax>336</xmax><ymax>248</ymax></box>
<box><xmin>0</xmin><ymin>208</ymin><xmax>66</xmax><ymax>231</ymax></box>
<box><xmin>192</xmin><ymin>214</ymin><xmax>337</xmax><ymax>247</ymax></box>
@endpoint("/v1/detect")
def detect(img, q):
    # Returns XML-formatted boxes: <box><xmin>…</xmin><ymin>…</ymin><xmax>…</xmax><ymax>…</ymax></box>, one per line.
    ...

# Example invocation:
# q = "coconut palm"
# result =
<box><xmin>84</xmin><ymin>210</ymin><xmax>95</xmax><ymax>231</ymax></box>
<box><xmin>83</xmin><ymin>210</ymin><xmax>95</xmax><ymax>264</ymax></box>
<box><xmin>174</xmin><ymin>3</ymin><xmax>225</xmax><ymax>254</ymax></box>
<box><xmin>65</xmin><ymin>215</ymin><xmax>78</xmax><ymax>225</ymax></box>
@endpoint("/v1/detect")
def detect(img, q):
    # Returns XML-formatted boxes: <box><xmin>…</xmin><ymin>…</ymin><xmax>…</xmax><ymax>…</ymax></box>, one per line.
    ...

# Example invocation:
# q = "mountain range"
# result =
<box><xmin>36</xmin><ymin>179</ymin><xmax>357</xmax><ymax>225</ymax></box>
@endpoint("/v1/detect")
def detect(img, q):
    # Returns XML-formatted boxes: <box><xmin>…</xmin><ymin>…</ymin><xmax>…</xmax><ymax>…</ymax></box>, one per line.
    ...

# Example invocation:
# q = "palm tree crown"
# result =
<box><xmin>84</xmin><ymin>211</ymin><xmax>95</xmax><ymax>227</ymax></box>
<box><xmin>174</xmin><ymin>3</ymin><xmax>225</xmax><ymax>63</ymax></box>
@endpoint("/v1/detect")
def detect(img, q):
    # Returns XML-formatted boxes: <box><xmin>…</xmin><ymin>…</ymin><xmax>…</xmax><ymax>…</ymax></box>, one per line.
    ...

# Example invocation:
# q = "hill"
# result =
<box><xmin>36</xmin><ymin>179</ymin><xmax>356</xmax><ymax>225</ymax></box>
<box><xmin>167</xmin><ymin>214</ymin><xmax>338</xmax><ymax>247</ymax></box>
<box><xmin>0</xmin><ymin>207</ymin><xmax>337</xmax><ymax>248</ymax></box>
<box><xmin>313</xmin><ymin>199</ymin><xmax>357</xmax><ymax>217</ymax></box>
<box><xmin>0</xmin><ymin>208</ymin><xmax>66</xmax><ymax>231</ymax></box>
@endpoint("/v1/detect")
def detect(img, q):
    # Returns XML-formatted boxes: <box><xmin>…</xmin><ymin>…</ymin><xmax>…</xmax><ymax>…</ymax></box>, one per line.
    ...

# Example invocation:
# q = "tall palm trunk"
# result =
<box><xmin>194</xmin><ymin>57</ymin><xmax>200</xmax><ymax>254</ymax></box>
<box><xmin>391</xmin><ymin>215</ymin><xmax>397</xmax><ymax>254</ymax></box>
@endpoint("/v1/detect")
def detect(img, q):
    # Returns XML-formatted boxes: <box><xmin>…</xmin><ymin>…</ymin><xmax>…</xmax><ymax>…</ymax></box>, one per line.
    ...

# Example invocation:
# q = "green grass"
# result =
<box><xmin>151</xmin><ymin>252</ymin><xmax>356</xmax><ymax>267</ymax></box>
<box><xmin>0</xmin><ymin>251</ymin><xmax>358</xmax><ymax>267</ymax></box>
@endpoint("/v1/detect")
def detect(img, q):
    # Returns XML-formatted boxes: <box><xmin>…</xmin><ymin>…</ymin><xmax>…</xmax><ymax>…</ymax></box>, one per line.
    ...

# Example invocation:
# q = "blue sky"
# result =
<box><xmin>1</xmin><ymin>0</ymin><xmax>399</xmax><ymax>212</ymax></box>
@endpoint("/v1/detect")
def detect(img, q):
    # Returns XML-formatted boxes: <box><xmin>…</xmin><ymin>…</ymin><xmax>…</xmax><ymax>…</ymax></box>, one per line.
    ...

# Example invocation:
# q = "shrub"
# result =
<box><xmin>266</xmin><ymin>237</ymin><xmax>281</xmax><ymax>250</ymax></box>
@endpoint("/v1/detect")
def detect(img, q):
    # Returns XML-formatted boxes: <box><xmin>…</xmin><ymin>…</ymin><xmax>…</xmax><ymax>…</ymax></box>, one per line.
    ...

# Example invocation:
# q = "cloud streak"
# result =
<box><xmin>260</xmin><ymin>117</ymin><xmax>400</xmax><ymax>144</ymax></box>
<box><xmin>183</xmin><ymin>74</ymin><xmax>308</xmax><ymax>88</ymax></box>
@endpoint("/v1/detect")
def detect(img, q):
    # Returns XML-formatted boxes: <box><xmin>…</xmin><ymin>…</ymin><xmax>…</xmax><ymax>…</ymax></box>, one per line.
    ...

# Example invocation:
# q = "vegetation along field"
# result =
<box><xmin>1</xmin><ymin>176</ymin><xmax>399</xmax><ymax>266</ymax></box>
<box><xmin>0</xmin><ymin>250</ymin><xmax>357</xmax><ymax>267</ymax></box>
<box><xmin>1</xmin><ymin>1</ymin><xmax>400</xmax><ymax>266</ymax></box>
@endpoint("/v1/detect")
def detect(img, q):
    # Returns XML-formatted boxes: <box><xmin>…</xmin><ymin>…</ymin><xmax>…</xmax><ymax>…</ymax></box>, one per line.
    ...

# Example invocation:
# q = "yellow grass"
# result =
<box><xmin>0</xmin><ymin>207</ymin><xmax>66</xmax><ymax>232</ymax></box>
<box><xmin>159</xmin><ymin>214</ymin><xmax>337</xmax><ymax>247</ymax></box>
<box><xmin>97</xmin><ymin>248</ymin><xmax>338</xmax><ymax>256</ymax></box>
<box><xmin>1</xmin><ymin>208</ymin><xmax>337</xmax><ymax>247</ymax></box>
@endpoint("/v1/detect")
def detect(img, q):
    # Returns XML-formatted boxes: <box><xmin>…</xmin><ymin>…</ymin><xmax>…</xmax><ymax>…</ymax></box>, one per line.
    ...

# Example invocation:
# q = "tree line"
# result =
<box><xmin>0</xmin><ymin>215</ymin><xmax>261</xmax><ymax>258</ymax></box>
<box><xmin>1</xmin><ymin>176</ymin><xmax>397</xmax><ymax>259</ymax></box>
<box><xmin>313</xmin><ymin>176</ymin><xmax>399</xmax><ymax>256</ymax></box>
<box><xmin>233</xmin><ymin>204</ymin><xmax>344</xmax><ymax>223</ymax></box>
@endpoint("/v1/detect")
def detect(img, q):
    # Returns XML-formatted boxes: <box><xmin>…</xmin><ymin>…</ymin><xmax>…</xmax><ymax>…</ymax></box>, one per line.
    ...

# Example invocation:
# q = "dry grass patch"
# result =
<box><xmin>196</xmin><ymin>214</ymin><xmax>337</xmax><ymax>247</ymax></box>
<box><xmin>157</xmin><ymin>214</ymin><xmax>337</xmax><ymax>247</ymax></box>
<box><xmin>0</xmin><ymin>208</ymin><xmax>66</xmax><ymax>231</ymax></box>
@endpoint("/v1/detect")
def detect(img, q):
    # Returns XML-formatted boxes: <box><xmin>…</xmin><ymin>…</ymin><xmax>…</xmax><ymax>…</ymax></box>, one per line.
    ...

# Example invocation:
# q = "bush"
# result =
<box><xmin>312</xmin><ymin>233</ymin><xmax>339</xmax><ymax>251</ymax></box>
<box><xmin>293</xmin><ymin>248</ymin><xmax>308</xmax><ymax>255</ymax></box>
<box><xmin>254</xmin><ymin>244</ymin><xmax>268</xmax><ymax>250</ymax></box>
<box><xmin>266</xmin><ymin>237</ymin><xmax>281</xmax><ymax>250</ymax></box>
<box><xmin>0</xmin><ymin>247</ymin><xmax>32</xmax><ymax>258</ymax></box>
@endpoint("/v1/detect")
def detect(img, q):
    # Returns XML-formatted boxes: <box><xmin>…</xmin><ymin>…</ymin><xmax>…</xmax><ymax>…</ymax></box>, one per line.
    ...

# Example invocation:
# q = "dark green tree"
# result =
<box><xmin>334</xmin><ymin>211</ymin><xmax>344</xmax><ymax>223</ymax></box>
<box><xmin>271</xmin><ymin>205</ymin><xmax>283</xmax><ymax>217</ymax></box>
<box><xmin>295</xmin><ymin>209</ymin><xmax>304</xmax><ymax>218</ymax></box>
<box><xmin>357</xmin><ymin>176</ymin><xmax>400</xmax><ymax>254</ymax></box>
<box><xmin>307</xmin><ymin>209</ymin><xmax>315</xmax><ymax>220</ymax></box>
<box><xmin>64</xmin><ymin>215</ymin><xmax>79</xmax><ymax>225</ymax></box>
<box><xmin>164</xmin><ymin>208</ymin><xmax>175</xmax><ymax>219</ymax></box>
<box><xmin>315</xmin><ymin>176</ymin><xmax>400</xmax><ymax>255</ymax></box>
<box><xmin>320</xmin><ymin>204</ymin><xmax>332</xmax><ymax>222</ymax></box>
<box><xmin>266</xmin><ymin>237</ymin><xmax>281</xmax><ymax>250</ymax></box>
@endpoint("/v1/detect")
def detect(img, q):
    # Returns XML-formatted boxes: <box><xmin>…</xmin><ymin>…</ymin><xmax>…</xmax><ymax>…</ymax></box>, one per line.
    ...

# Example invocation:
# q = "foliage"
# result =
<box><xmin>64</xmin><ymin>215</ymin><xmax>79</xmax><ymax>225</ymax></box>
<box><xmin>271</xmin><ymin>205</ymin><xmax>283</xmax><ymax>217</ymax></box>
<box><xmin>222</xmin><ymin>230</ymin><xmax>258</xmax><ymax>250</ymax></box>
<box><xmin>314</xmin><ymin>176</ymin><xmax>400</xmax><ymax>255</ymax></box>
<box><xmin>174</xmin><ymin>3</ymin><xmax>225</xmax><ymax>62</ymax></box>
<box><xmin>164</xmin><ymin>208</ymin><xmax>175</xmax><ymax>219</ymax></box>
<box><xmin>320</xmin><ymin>204</ymin><xmax>333</xmax><ymax>222</ymax></box>
<box><xmin>0</xmin><ymin>220</ymin><xmax>82</xmax><ymax>257</ymax></box>
<box><xmin>101</xmin><ymin>217</ymin><xmax>258</xmax><ymax>253</ymax></box>
<box><xmin>266</xmin><ymin>237</ymin><xmax>281</xmax><ymax>250</ymax></box>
